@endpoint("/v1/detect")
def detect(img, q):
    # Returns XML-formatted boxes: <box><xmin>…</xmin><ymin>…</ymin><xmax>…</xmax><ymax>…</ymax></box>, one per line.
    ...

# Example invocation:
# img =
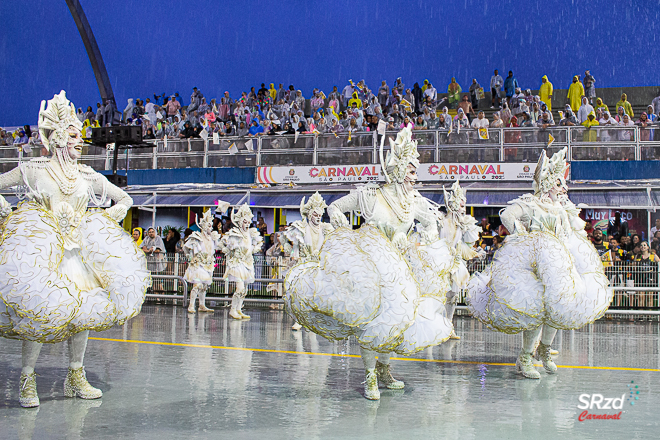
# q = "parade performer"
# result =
<box><xmin>220</xmin><ymin>204</ymin><xmax>263</xmax><ymax>320</ymax></box>
<box><xmin>184</xmin><ymin>204</ymin><xmax>228</xmax><ymax>313</ymax></box>
<box><xmin>466</xmin><ymin>148</ymin><xmax>612</xmax><ymax>379</ymax></box>
<box><xmin>284</xmin><ymin>192</ymin><xmax>334</xmax><ymax>331</ymax></box>
<box><xmin>285</xmin><ymin>127</ymin><xmax>453</xmax><ymax>400</ymax></box>
<box><xmin>437</xmin><ymin>181</ymin><xmax>483</xmax><ymax>339</ymax></box>
<box><xmin>0</xmin><ymin>91</ymin><xmax>150</xmax><ymax>407</ymax></box>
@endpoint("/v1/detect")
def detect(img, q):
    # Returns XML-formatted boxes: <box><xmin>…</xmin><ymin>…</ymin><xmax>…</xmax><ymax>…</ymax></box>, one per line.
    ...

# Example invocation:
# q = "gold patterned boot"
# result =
<box><xmin>364</xmin><ymin>368</ymin><xmax>380</xmax><ymax>400</ymax></box>
<box><xmin>64</xmin><ymin>367</ymin><xmax>102</xmax><ymax>399</ymax></box>
<box><xmin>535</xmin><ymin>342</ymin><xmax>558</xmax><ymax>374</ymax></box>
<box><xmin>19</xmin><ymin>373</ymin><xmax>40</xmax><ymax>408</ymax></box>
<box><xmin>516</xmin><ymin>352</ymin><xmax>541</xmax><ymax>379</ymax></box>
<box><xmin>375</xmin><ymin>361</ymin><xmax>405</xmax><ymax>389</ymax></box>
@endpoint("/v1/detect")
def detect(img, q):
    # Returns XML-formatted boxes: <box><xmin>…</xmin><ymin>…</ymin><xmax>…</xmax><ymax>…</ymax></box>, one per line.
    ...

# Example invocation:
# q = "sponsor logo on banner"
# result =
<box><xmin>257</xmin><ymin>163</ymin><xmax>542</xmax><ymax>184</ymax></box>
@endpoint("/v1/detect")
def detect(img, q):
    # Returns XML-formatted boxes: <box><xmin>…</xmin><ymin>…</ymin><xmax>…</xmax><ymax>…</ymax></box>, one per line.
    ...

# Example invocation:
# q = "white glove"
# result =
<box><xmin>329</xmin><ymin>210</ymin><xmax>349</xmax><ymax>229</ymax></box>
<box><xmin>0</xmin><ymin>195</ymin><xmax>12</xmax><ymax>219</ymax></box>
<box><xmin>106</xmin><ymin>204</ymin><xmax>128</xmax><ymax>223</ymax></box>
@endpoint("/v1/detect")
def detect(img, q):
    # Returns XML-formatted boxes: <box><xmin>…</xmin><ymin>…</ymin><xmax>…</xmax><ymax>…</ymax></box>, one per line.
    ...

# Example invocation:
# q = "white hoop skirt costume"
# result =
<box><xmin>466</xmin><ymin>196</ymin><xmax>613</xmax><ymax>333</ymax></box>
<box><xmin>0</xmin><ymin>168</ymin><xmax>150</xmax><ymax>344</ymax></box>
<box><xmin>285</xmin><ymin>224</ymin><xmax>455</xmax><ymax>355</ymax></box>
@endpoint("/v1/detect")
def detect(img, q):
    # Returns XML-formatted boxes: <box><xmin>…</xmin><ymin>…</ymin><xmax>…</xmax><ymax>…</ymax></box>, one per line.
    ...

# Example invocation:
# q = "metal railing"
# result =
<box><xmin>146</xmin><ymin>253</ymin><xmax>660</xmax><ymax>314</ymax></box>
<box><xmin>2</xmin><ymin>125</ymin><xmax>659</xmax><ymax>173</ymax></box>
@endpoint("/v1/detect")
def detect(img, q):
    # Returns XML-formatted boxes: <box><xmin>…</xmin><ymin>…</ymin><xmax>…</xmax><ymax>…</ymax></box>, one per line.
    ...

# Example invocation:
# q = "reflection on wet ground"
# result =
<box><xmin>1</xmin><ymin>305</ymin><xmax>658</xmax><ymax>439</ymax></box>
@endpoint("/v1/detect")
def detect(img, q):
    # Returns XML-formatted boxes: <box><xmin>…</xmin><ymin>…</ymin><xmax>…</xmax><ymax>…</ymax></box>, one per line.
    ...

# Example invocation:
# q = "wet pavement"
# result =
<box><xmin>1</xmin><ymin>305</ymin><xmax>658</xmax><ymax>439</ymax></box>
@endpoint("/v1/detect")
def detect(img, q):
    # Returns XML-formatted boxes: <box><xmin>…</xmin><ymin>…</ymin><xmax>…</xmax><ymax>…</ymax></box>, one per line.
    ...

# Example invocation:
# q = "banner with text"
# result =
<box><xmin>257</xmin><ymin>163</ymin><xmax>542</xmax><ymax>184</ymax></box>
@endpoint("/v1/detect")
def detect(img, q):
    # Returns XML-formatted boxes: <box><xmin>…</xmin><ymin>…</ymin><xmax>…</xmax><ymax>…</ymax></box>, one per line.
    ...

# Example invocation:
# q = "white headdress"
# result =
<box><xmin>381</xmin><ymin>126</ymin><xmax>420</xmax><ymax>184</ymax></box>
<box><xmin>231</xmin><ymin>203</ymin><xmax>253</xmax><ymax>224</ymax></box>
<box><xmin>300</xmin><ymin>192</ymin><xmax>327</xmax><ymax>218</ymax></box>
<box><xmin>38</xmin><ymin>90</ymin><xmax>83</xmax><ymax>152</ymax></box>
<box><xmin>533</xmin><ymin>147</ymin><xmax>569</xmax><ymax>196</ymax></box>
<box><xmin>443</xmin><ymin>180</ymin><xmax>466</xmax><ymax>213</ymax></box>
<box><xmin>197</xmin><ymin>209</ymin><xmax>214</xmax><ymax>234</ymax></box>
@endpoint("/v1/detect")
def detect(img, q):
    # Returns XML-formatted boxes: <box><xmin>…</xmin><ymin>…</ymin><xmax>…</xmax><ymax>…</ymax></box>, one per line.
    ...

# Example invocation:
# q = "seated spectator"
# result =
<box><xmin>143</xmin><ymin>127</ymin><xmax>156</xmax><ymax>139</ymax></box>
<box><xmin>179</xmin><ymin>121</ymin><xmax>198</xmax><ymax>138</ymax></box>
<box><xmin>559</xmin><ymin>106</ymin><xmax>578</xmax><ymax>126</ymax></box>
<box><xmin>618</xmin><ymin>114</ymin><xmax>635</xmax><ymax>141</ymax></box>
<box><xmin>248</xmin><ymin>120</ymin><xmax>265</xmax><ymax>136</ymax></box>
<box><xmin>577</xmin><ymin>97</ymin><xmax>594</xmax><ymax>124</ymax></box>
<box><xmin>424</xmin><ymin>82</ymin><xmax>438</xmax><ymax>105</ymax></box>
<box><xmin>491</xmin><ymin>112</ymin><xmax>504</xmax><ymax>128</ymax></box>
<box><xmin>636</xmin><ymin>112</ymin><xmax>652</xmax><ymax>141</ymax></box>
<box><xmin>581</xmin><ymin>111</ymin><xmax>599</xmax><ymax>142</ymax></box>
<box><xmin>595</xmin><ymin>98</ymin><xmax>609</xmax><ymax>114</ymax></box>
<box><xmin>414</xmin><ymin>115</ymin><xmax>427</xmax><ymax>130</ymax></box>
<box><xmin>471</xmin><ymin>111</ymin><xmax>489</xmax><ymax>129</ymax></box>
<box><xmin>427</xmin><ymin>112</ymin><xmax>440</xmax><ymax>129</ymax></box>
<box><xmin>13</xmin><ymin>130</ymin><xmax>28</xmax><ymax>145</ymax></box>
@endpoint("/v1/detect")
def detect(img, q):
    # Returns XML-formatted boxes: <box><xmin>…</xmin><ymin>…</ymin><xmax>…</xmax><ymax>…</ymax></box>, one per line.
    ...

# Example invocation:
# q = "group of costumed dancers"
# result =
<box><xmin>0</xmin><ymin>91</ymin><xmax>613</xmax><ymax>407</ymax></box>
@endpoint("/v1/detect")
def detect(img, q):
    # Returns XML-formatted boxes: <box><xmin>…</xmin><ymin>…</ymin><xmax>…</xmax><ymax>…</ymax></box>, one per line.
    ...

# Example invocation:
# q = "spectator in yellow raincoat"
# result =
<box><xmin>567</xmin><ymin>76</ymin><xmax>584</xmax><ymax>111</ymax></box>
<box><xmin>269</xmin><ymin>84</ymin><xmax>277</xmax><ymax>101</ymax></box>
<box><xmin>539</xmin><ymin>75</ymin><xmax>553</xmax><ymax>111</ymax></box>
<box><xmin>615</xmin><ymin>93</ymin><xmax>634</xmax><ymax>118</ymax></box>
<box><xmin>595</xmin><ymin>97</ymin><xmax>609</xmax><ymax>114</ymax></box>
<box><xmin>422</xmin><ymin>79</ymin><xmax>430</xmax><ymax>92</ymax></box>
<box><xmin>581</xmin><ymin>110</ymin><xmax>599</xmax><ymax>142</ymax></box>
<box><xmin>348</xmin><ymin>92</ymin><xmax>363</xmax><ymax>109</ymax></box>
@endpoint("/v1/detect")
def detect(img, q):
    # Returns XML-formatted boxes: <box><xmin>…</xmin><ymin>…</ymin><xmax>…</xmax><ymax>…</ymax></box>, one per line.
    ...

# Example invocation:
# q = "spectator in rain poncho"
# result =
<box><xmin>76</xmin><ymin>108</ymin><xmax>85</xmax><ymax>123</ymax></box>
<box><xmin>567</xmin><ymin>76</ymin><xmax>584</xmax><ymax>112</ymax></box>
<box><xmin>636</xmin><ymin>112</ymin><xmax>652</xmax><ymax>141</ymax></box>
<box><xmin>581</xmin><ymin>110</ymin><xmax>599</xmax><ymax>142</ymax></box>
<box><xmin>599</xmin><ymin>111</ymin><xmax>617</xmax><ymax>142</ymax></box>
<box><xmin>378</xmin><ymin>81</ymin><xmax>390</xmax><ymax>108</ymax></box>
<box><xmin>615</xmin><ymin>94</ymin><xmax>634</xmax><ymax>118</ymax></box>
<box><xmin>560</xmin><ymin>105</ymin><xmax>578</xmax><ymax>126</ymax></box>
<box><xmin>577</xmin><ymin>97</ymin><xmax>595</xmax><ymax>124</ymax></box>
<box><xmin>618</xmin><ymin>114</ymin><xmax>635</xmax><ymax>141</ymax></box>
<box><xmin>122</xmin><ymin>98</ymin><xmax>135</xmax><ymax>124</ymax></box>
<box><xmin>595</xmin><ymin>98</ymin><xmax>609</xmax><ymax>115</ymax></box>
<box><xmin>510</xmin><ymin>88</ymin><xmax>525</xmax><ymax>115</ymax></box>
<box><xmin>583</xmin><ymin>71</ymin><xmax>596</xmax><ymax>103</ymax></box>
<box><xmin>539</xmin><ymin>75</ymin><xmax>553</xmax><ymax>111</ymax></box>
<box><xmin>294</xmin><ymin>91</ymin><xmax>305</xmax><ymax>113</ymax></box>
<box><xmin>440</xmin><ymin>107</ymin><xmax>452</xmax><ymax>129</ymax></box>
<box><xmin>499</xmin><ymin>102</ymin><xmax>512</xmax><ymax>126</ymax></box>
<box><xmin>468</xmin><ymin>79</ymin><xmax>481</xmax><ymax>109</ymax></box>
<box><xmin>447</xmin><ymin>78</ymin><xmax>462</xmax><ymax>107</ymax></box>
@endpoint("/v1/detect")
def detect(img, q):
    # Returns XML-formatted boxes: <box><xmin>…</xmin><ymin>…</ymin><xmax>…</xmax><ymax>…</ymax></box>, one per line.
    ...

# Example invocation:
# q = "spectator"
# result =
<box><xmin>577</xmin><ymin>97</ymin><xmax>595</xmax><ymax>124</ymax></box>
<box><xmin>582</xmin><ymin>111</ymin><xmax>599</xmax><ymax>142</ymax></box>
<box><xmin>510</xmin><ymin>88</ymin><xmax>525</xmax><ymax>116</ymax></box>
<box><xmin>424</xmin><ymin>82</ymin><xmax>438</xmax><ymax>104</ymax></box>
<box><xmin>468</xmin><ymin>78</ymin><xmax>481</xmax><ymax>109</ymax></box>
<box><xmin>414</xmin><ymin>115</ymin><xmax>427</xmax><ymax>130</ymax></box>
<box><xmin>614</xmin><ymin>105</ymin><xmax>626</xmax><ymax>123</ymax></box>
<box><xmin>583</xmin><ymin>70</ymin><xmax>596</xmax><ymax>104</ymax></box>
<box><xmin>595</xmin><ymin>98</ymin><xmax>609</xmax><ymax>114</ymax></box>
<box><xmin>179</xmin><ymin>121</ymin><xmax>197</xmax><ymax>138</ymax></box>
<box><xmin>636</xmin><ymin>112</ymin><xmax>652</xmax><ymax>141</ymax></box>
<box><xmin>348</xmin><ymin>92</ymin><xmax>362</xmax><ymax>109</ymax></box>
<box><xmin>393</xmin><ymin>77</ymin><xmax>405</xmax><ymax>94</ymax></box>
<box><xmin>427</xmin><ymin>112</ymin><xmax>439</xmax><ymax>129</ymax></box>
<box><xmin>499</xmin><ymin>102</ymin><xmax>512</xmax><ymax>125</ymax></box>
<box><xmin>615</xmin><ymin>93</ymin><xmax>634</xmax><ymax>118</ymax></box>
<box><xmin>458</xmin><ymin>94</ymin><xmax>476</xmax><ymax>120</ymax></box>
<box><xmin>651</xmin><ymin>89</ymin><xmax>660</xmax><ymax>118</ymax></box>
<box><xmin>132</xmin><ymin>228</ymin><xmax>143</xmax><ymax>246</ymax></box>
<box><xmin>559</xmin><ymin>105</ymin><xmax>578</xmax><ymax>126</ymax></box>
<box><xmin>248</xmin><ymin>120</ymin><xmax>265</xmax><ymax>136</ymax></box>
<box><xmin>490</xmin><ymin>69</ymin><xmax>504</xmax><ymax>108</ymax></box>
<box><xmin>490</xmin><ymin>112</ymin><xmax>504</xmax><ymax>128</ymax></box>
<box><xmin>503</xmin><ymin>71</ymin><xmax>518</xmax><ymax>103</ymax></box>
<box><xmin>163</xmin><ymin>228</ymin><xmax>180</xmax><ymax>254</ymax></box>
<box><xmin>592</xmin><ymin>229</ymin><xmax>609</xmax><ymax>258</ymax></box>
<box><xmin>412</xmin><ymin>83</ymin><xmax>423</xmax><ymax>113</ymax></box>
<box><xmin>13</xmin><ymin>130</ymin><xmax>28</xmax><ymax>145</ymax></box>
<box><xmin>618</xmin><ymin>114</ymin><xmax>635</xmax><ymax>141</ymax></box>
<box><xmin>539</xmin><ymin>75</ymin><xmax>553</xmax><ymax>111</ymax></box>
<box><xmin>403</xmin><ymin>88</ymin><xmax>415</xmax><ymax>112</ymax></box>
<box><xmin>447</xmin><ymin>78</ymin><xmax>462</xmax><ymax>108</ymax></box>
<box><xmin>567</xmin><ymin>76</ymin><xmax>584</xmax><ymax>112</ymax></box>
<box><xmin>143</xmin><ymin>127</ymin><xmax>156</xmax><ymax>139</ymax></box>
<box><xmin>651</xmin><ymin>218</ymin><xmax>660</xmax><ymax>236</ymax></box>
<box><xmin>142</xmin><ymin>227</ymin><xmax>166</xmax><ymax>274</ymax></box>
<box><xmin>377</xmin><ymin>81</ymin><xmax>390</xmax><ymax>108</ymax></box>
<box><xmin>95</xmin><ymin>102</ymin><xmax>104</xmax><ymax>126</ymax></box>
<box><xmin>599</xmin><ymin>111</ymin><xmax>617</xmax><ymax>142</ymax></box>
<box><xmin>166</xmin><ymin>96</ymin><xmax>181</xmax><ymax>119</ymax></box>
<box><xmin>645</xmin><ymin>105</ymin><xmax>657</xmax><ymax>140</ymax></box>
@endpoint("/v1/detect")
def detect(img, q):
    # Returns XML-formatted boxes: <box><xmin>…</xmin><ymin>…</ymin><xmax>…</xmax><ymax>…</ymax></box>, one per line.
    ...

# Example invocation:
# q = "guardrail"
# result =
<box><xmin>146</xmin><ymin>253</ymin><xmax>660</xmax><ymax>315</ymax></box>
<box><xmin>2</xmin><ymin>125</ymin><xmax>659</xmax><ymax>173</ymax></box>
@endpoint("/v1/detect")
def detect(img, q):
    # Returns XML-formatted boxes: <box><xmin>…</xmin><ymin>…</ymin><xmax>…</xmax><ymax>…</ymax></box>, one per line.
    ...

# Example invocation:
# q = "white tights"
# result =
<box><xmin>360</xmin><ymin>347</ymin><xmax>391</xmax><ymax>369</ymax></box>
<box><xmin>522</xmin><ymin>325</ymin><xmax>557</xmax><ymax>353</ymax></box>
<box><xmin>22</xmin><ymin>330</ymin><xmax>90</xmax><ymax>374</ymax></box>
<box><xmin>231</xmin><ymin>281</ymin><xmax>247</xmax><ymax>312</ymax></box>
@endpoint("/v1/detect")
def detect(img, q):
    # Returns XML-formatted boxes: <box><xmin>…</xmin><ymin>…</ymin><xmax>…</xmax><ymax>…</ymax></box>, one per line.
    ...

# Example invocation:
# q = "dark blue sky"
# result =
<box><xmin>1</xmin><ymin>0</ymin><xmax>658</xmax><ymax>125</ymax></box>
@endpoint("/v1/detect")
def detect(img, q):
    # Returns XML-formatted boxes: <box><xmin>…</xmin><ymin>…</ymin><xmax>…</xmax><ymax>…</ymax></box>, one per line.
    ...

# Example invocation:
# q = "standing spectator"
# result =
<box><xmin>166</xmin><ymin>96</ymin><xmax>181</xmax><ymax>119</ymax></box>
<box><xmin>490</xmin><ymin>69</ymin><xmax>504</xmax><ymax>109</ymax></box>
<box><xmin>491</xmin><ymin>112</ymin><xmax>504</xmax><ymax>128</ymax></box>
<box><xmin>499</xmin><ymin>102</ymin><xmax>512</xmax><ymax>126</ymax></box>
<box><xmin>567</xmin><ymin>76</ymin><xmax>584</xmax><ymax>112</ymax></box>
<box><xmin>651</xmin><ymin>90</ymin><xmax>660</xmax><ymax>118</ymax></box>
<box><xmin>503</xmin><ymin>71</ymin><xmax>519</xmax><ymax>104</ymax></box>
<box><xmin>539</xmin><ymin>75</ymin><xmax>553</xmax><ymax>111</ymax></box>
<box><xmin>163</xmin><ymin>228</ymin><xmax>180</xmax><ymax>255</ymax></box>
<box><xmin>393</xmin><ymin>77</ymin><xmax>405</xmax><ymax>94</ymax></box>
<box><xmin>615</xmin><ymin>93</ymin><xmax>634</xmax><ymax>118</ymax></box>
<box><xmin>618</xmin><ymin>114</ymin><xmax>635</xmax><ymax>141</ymax></box>
<box><xmin>636</xmin><ymin>112</ymin><xmax>652</xmax><ymax>142</ymax></box>
<box><xmin>510</xmin><ymin>88</ymin><xmax>525</xmax><ymax>116</ymax></box>
<box><xmin>615</xmin><ymin>106</ymin><xmax>626</xmax><ymax>123</ymax></box>
<box><xmin>646</xmin><ymin>105</ymin><xmax>657</xmax><ymax>141</ymax></box>
<box><xmin>95</xmin><ymin>102</ymin><xmax>104</xmax><ymax>126</ymax></box>
<box><xmin>468</xmin><ymin>79</ymin><xmax>481</xmax><ymax>110</ymax></box>
<box><xmin>142</xmin><ymin>227</ymin><xmax>166</xmax><ymax>274</ymax></box>
<box><xmin>412</xmin><ymin>83</ymin><xmax>423</xmax><ymax>113</ymax></box>
<box><xmin>583</xmin><ymin>71</ymin><xmax>596</xmax><ymax>104</ymax></box>
<box><xmin>403</xmin><ymin>88</ymin><xmax>415</xmax><ymax>112</ymax></box>
<box><xmin>577</xmin><ymin>97</ymin><xmax>595</xmax><ymax>124</ymax></box>
<box><xmin>595</xmin><ymin>98</ymin><xmax>609</xmax><ymax>114</ymax></box>
<box><xmin>458</xmin><ymin>95</ymin><xmax>476</xmax><ymax>120</ymax></box>
<box><xmin>378</xmin><ymin>80</ymin><xmax>390</xmax><ymax>108</ymax></box>
<box><xmin>599</xmin><ymin>111</ymin><xmax>617</xmax><ymax>142</ymax></box>
<box><xmin>447</xmin><ymin>78</ymin><xmax>462</xmax><ymax>108</ymax></box>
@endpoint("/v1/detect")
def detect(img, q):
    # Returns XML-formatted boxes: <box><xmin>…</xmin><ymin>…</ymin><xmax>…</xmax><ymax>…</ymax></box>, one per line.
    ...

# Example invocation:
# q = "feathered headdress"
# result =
<box><xmin>38</xmin><ymin>90</ymin><xmax>83</xmax><ymax>152</ymax></box>
<box><xmin>533</xmin><ymin>147</ymin><xmax>569</xmax><ymax>196</ymax></box>
<box><xmin>443</xmin><ymin>180</ymin><xmax>466</xmax><ymax>213</ymax></box>
<box><xmin>197</xmin><ymin>209</ymin><xmax>214</xmax><ymax>233</ymax></box>
<box><xmin>300</xmin><ymin>191</ymin><xmax>327</xmax><ymax>218</ymax></box>
<box><xmin>231</xmin><ymin>203</ymin><xmax>253</xmax><ymax>224</ymax></box>
<box><xmin>381</xmin><ymin>126</ymin><xmax>420</xmax><ymax>184</ymax></box>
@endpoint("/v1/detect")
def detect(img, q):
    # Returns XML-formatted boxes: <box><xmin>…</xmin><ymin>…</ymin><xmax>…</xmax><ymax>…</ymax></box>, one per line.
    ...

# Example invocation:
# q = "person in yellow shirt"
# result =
<box><xmin>348</xmin><ymin>92</ymin><xmax>363</xmax><ymax>109</ymax></box>
<box><xmin>581</xmin><ymin>110</ymin><xmax>599</xmax><ymax>142</ymax></box>
<box><xmin>567</xmin><ymin>76</ymin><xmax>584</xmax><ymax>112</ymax></box>
<box><xmin>422</xmin><ymin>79</ymin><xmax>430</xmax><ymax>92</ymax></box>
<box><xmin>615</xmin><ymin>93</ymin><xmax>634</xmax><ymax>118</ymax></box>
<box><xmin>539</xmin><ymin>75</ymin><xmax>553</xmax><ymax>111</ymax></box>
<box><xmin>269</xmin><ymin>83</ymin><xmax>277</xmax><ymax>101</ymax></box>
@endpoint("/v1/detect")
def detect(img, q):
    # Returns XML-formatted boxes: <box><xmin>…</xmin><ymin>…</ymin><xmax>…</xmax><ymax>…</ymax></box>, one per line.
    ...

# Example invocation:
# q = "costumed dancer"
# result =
<box><xmin>284</xmin><ymin>192</ymin><xmax>334</xmax><ymax>331</ymax></box>
<box><xmin>285</xmin><ymin>127</ymin><xmax>454</xmax><ymax>400</ymax></box>
<box><xmin>220</xmin><ymin>204</ymin><xmax>263</xmax><ymax>320</ymax></box>
<box><xmin>0</xmin><ymin>91</ymin><xmax>150</xmax><ymax>407</ymax></box>
<box><xmin>183</xmin><ymin>203</ymin><xmax>228</xmax><ymax>313</ymax></box>
<box><xmin>466</xmin><ymin>148</ymin><xmax>612</xmax><ymax>379</ymax></box>
<box><xmin>437</xmin><ymin>181</ymin><xmax>483</xmax><ymax>339</ymax></box>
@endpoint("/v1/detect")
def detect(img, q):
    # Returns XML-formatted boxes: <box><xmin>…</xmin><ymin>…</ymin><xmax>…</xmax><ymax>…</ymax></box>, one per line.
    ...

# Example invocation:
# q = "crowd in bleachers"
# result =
<box><xmin>3</xmin><ymin>70</ymin><xmax>660</xmax><ymax>147</ymax></box>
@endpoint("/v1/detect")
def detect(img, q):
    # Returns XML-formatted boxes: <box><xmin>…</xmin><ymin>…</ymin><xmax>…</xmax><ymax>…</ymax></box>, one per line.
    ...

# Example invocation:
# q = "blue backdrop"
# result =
<box><xmin>1</xmin><ymin>0</ymin><xmax>658</xmax><ymax>125</ymax></box>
